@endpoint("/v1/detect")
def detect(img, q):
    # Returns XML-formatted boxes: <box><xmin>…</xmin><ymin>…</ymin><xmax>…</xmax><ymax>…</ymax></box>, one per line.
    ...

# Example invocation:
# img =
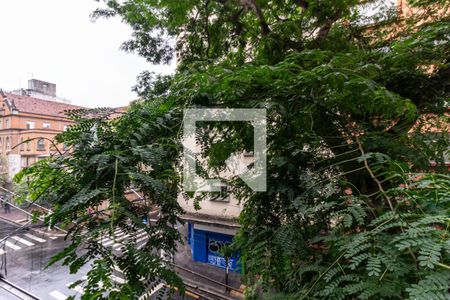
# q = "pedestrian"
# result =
<box><xmin>4</xmin><ymin>199</ymin><xmax>10</xmax><ymax>214</ymax></box>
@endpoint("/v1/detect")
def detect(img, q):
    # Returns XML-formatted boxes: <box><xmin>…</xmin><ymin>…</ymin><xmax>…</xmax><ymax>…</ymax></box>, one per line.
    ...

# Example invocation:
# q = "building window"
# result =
<box><xmin>243</xmin><ymin>151</ymin><xmax>254</xmax><ymax>157</ymax></box>
<box><xmin>0</xmin><ymin>138</ymin><xmax>2</xmax><ymax>152</ymax></box>
<box><xmin>5</xmin><ymin>118</ymin><xmax>10</xmax><ymax>129</ymax></box>
<box><xmin>209</xmin><ymin>184</ymin><xmax>230</xmax><ymax>202</ymax></box>
<box><xmin>20</xmin><ymin>138</ymin><xmax>25</xmax><ymax>151</ymax></box>
<box><xmin>27</xmin><ymin>137</ymin><xmax>31</xmax><ymax>151</ymax></box>
<box><xmin>5</xmin><ymin>137</ymin><xmax>10</xmax><ymax>150</ymax></box>
<box><xmin>26</xmin><ymin>121</ymin><xmax>35</xmax><ymax>129</ymax></box>
<box><xmin>37</xmin><ymin>139</ymin><xmax>45</xmax><ymax>151</ymax></box>
<box><xmin>43</xmin><ymin>123</ymin><xmax>51</xmax><ymax>129</ymax></box>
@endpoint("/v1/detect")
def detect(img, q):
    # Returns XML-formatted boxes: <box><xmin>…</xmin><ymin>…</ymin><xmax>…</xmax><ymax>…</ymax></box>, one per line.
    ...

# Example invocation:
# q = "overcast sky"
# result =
<box><xmin>0</xmin><ymin>0</ymin><xmax>175</xmax><ymax>108</ymax></box>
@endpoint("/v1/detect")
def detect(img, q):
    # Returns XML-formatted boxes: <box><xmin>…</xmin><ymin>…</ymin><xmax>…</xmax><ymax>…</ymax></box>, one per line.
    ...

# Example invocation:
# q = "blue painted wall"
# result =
<box><xmin>188</xmin><ymin>222</ymin><xmax>240</xmax><ymax>272</ymax></box>
<box><xmin>192</xmin><ymin>229</ymin><xmax>208</xmax><ymax>262</ymax></box>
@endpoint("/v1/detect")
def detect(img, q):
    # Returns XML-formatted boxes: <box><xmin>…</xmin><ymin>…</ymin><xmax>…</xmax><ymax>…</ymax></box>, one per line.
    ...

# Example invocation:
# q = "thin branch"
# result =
<box><xmin>240</xmin><ymin>0</ymin><xmax>270</xmax><ymax>36</ymax></box>
<box><xmin>356</xmin><ymin>136</ymin><xmax>419</xmax><ymax>268</ymax></box>
<box><xmin>356</xmin><ymin>136</ymin><xmax>395</xmax><ymax>211</ymax></box>
<box><xmin>12</xmin><ymin>137</ymin><xmax>63</xmax><ymax>156</ymax></box>
<box><xmin>204</xmin><ymin>0</ymin><xmax>211</xmax><ymax>58</ymax></box>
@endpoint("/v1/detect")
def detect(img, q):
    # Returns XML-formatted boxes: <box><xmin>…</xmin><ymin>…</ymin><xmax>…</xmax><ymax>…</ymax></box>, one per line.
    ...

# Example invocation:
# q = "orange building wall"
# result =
<box><xmin>0</xmin><ymin>95</ymin><xmax>75</xmax><ymax>169</ymax></box>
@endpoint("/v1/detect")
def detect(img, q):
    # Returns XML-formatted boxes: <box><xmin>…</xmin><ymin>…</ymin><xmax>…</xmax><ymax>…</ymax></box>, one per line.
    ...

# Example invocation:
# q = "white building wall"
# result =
<box><xmin>179</xmin><ymin>142</ymin><xmax>253</xmax><ymax>220</ymax></box>
<box><xmin>178</xmin><ymin>192</ymin><xmax>243</xmax><ymax>219</ymax></box>
<box><xmin>7</xmin><ymin>154</ymin><xmax>21</xmax><ymax>180</ymax></box>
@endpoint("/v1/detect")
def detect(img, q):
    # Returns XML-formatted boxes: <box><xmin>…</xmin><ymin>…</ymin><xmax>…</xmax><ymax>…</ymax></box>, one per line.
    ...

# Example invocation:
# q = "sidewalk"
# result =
<box><xmin>0</xmin><ymin>206</ymin><xmax>30</xmax><ymax>224</ymax></box>
<box><xmin>0</xmin><ymin>206</ymin><xmax>65</xmax><ymax>237</ymax></box>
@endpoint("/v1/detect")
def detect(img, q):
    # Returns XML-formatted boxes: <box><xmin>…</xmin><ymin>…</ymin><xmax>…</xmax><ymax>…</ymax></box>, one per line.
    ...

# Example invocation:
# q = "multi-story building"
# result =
<box><xmin>179</xmin><ymin>151</ymin><xmax>254</xmax><ymax>272</ymax></box>
<box><xmin>181</xmin><ymin>189</ymin><xmax>242</xmax><ymax>271</ymax></box>
<box><xmin>0</xmin><ymin>79</ymin><xmax>83</xmax><ymax>179</ymax></box>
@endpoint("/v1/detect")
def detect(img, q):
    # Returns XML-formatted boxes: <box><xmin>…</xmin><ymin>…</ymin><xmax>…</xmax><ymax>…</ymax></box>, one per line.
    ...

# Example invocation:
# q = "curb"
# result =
<box><xmin>33</xmin><ymin>228</ymin><xmax>67</xmax><ymax>238</ymax></box>
<box><xmin>0</xmin><ymin>216</ymin><xmax>66</xmax><ymax>238</ymax></box>
<box><xmin>0</xmin><ymin>216</ymin><xmax>26</xmax><ymax>228</ymax></box>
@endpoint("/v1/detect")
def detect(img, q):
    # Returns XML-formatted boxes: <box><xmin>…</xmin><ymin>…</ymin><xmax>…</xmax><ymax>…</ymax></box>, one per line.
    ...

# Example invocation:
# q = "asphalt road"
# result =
<box><xmin>0</xmin><ymin>221</ymin><xmax>197</xmax><ymax>300</ymax></box>
<box><xmin>0</xmin><ymin>219</ymin><xmax>90</xmax><ymax>300</ymax></box>
<box><xmin>0</xmin><ymin>221</ymin><xmax>21</xmax><ymax>240</ymax></box>
<box><xmin>0</xmin><ymin>287</ymin><xmax>22</xmax><ymax>300</ymax></box>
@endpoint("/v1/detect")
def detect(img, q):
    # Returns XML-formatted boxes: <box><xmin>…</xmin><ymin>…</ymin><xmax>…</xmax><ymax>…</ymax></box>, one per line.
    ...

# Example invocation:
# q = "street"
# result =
<box><xmin>0</xmin><ymin>219</ymin><xmax>92</xmax><ymax>299</ymax></box>
<box><xmin>0</xmin><ymin>220</ymin><xmax>199</xmax><ymax>300</ymax></box>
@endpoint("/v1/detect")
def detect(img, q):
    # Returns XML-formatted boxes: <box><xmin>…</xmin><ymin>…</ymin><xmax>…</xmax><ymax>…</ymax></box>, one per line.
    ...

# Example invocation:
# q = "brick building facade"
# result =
<box><xmin>0</xmin><ymin>88</ymin><xmax>83</xmax><ymax>179</ymax></box>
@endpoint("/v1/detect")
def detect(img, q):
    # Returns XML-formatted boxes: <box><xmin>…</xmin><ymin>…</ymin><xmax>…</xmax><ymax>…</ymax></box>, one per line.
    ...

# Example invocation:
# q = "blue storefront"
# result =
<box><xmin>188</xmin><ymin>223</ymin><xmax>240</xmax><ymax>272</ymax></box>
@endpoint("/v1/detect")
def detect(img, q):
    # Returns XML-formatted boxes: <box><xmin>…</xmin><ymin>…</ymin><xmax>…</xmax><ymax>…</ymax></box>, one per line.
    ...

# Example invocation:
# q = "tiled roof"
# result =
<box><xmin>4</xmin><ymin>92</ymin><xmax>84</xmax><ymax>117</ymax></box>
<box><xmin>109</xmin><ymin>106</ymin><xmax>128</xmax><ymax>119</ymax></box>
